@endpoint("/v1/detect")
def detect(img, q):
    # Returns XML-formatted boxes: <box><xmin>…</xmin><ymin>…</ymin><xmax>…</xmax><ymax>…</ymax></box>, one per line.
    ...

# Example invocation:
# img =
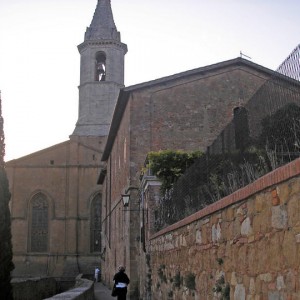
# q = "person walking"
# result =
<box><xmin>94</xmin><ymin>267</ymin><xmax>100</xmax><ymax>282</ymax></box>
<box><xmin>112</xmin><ymin>265</ymin><xmax>130</xmax><ymax>300</ymax></box>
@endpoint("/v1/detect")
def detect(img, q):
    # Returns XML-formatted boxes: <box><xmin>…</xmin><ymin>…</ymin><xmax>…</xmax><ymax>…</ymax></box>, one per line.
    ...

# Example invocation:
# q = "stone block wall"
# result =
<box><xmin>149</xmin><ymin>158</ymin><xmax>300</xmax><ymax>299</ymax></box>
<box><xmin>12</xmin><ymin>277</ymin><xmax>57</xmax><ymax>300</ymax></box>
<box><xmin>44</xmin><ymin>275</ymin><xmax>94</xmax><ymax>300</ymax></box>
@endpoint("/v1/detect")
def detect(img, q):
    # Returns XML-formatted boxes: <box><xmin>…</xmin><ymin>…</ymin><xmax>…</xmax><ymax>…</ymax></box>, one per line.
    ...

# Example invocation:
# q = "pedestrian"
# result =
<box><xmin>94</xmin><ymin>267</ymin><xmax>100</xmax><ymax>282</ymax></box>
<box><xmin>112</xmin><ymin>265</ymin><xmax>130</xmax><ymax>300</ymax></box>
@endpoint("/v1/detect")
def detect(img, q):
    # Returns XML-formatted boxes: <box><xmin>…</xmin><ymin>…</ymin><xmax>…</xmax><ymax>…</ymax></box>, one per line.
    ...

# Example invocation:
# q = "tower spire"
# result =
<box><xmin>85</xmin><ymin>0</ymin><xmax>120</xmax><ymax>41</ymax></box>
<box><xmin>72</xmin><ymin>0</ymin><xmax>127</xmax><ymax>137</ymax></box>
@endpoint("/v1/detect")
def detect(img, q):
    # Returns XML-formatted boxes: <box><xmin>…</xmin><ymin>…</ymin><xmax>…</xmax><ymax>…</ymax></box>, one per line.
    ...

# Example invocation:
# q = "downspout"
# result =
<box><xmin>76</xmin><ymin>142</ymin><xmax>81</xmax><ymax>274</ymax></box>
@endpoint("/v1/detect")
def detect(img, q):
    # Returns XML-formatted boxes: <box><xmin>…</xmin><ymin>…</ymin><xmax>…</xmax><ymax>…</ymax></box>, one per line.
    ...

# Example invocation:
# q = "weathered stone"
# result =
<box><xmin>276</xmin><ymin>275</ymin><xmax>285</xmax><ymax>291</ymax></box>
<box><xmin>231</xmin><ymin>272</ymin><xmax>238</xmax><ymax>286</ymax></box>
<box><xmin>288</xmin><ymin>177</ymin><xmax>300</xmax><ymax>197</ymax></box>
<box><xmin>285</xmin><ymin>269</ymin><xmax>297</xmax><ymax>292</ymax></box>
<box><xmin>271</xmin><ymin>189</ymin><xmax>280</xmax><ymax>206</ymax></box>
<box><xmin>253</xmin><ymin>205</ymin><xmax>272</xmax><ymax>233</ymax></box>
<box><xmin>268</xmin><ymin>291</ymin><xmax>284</xmax><ymax>300</ymax></box>
<box><xmin>287</xmin><ymin>195</ymin><xmax>300</xmax><ymax>228</ymax></box>
<box><xmin>249</xmin><ymin>277</ymin><xmax>256</xmax><ymax>295</ymax></box>
<box><xmin>196</xmin><ymin>229</ymin><xmax>202</xmax><ymax>244</ymax></box>
<box><xmin>180</xmin><ymin>235</ymin><xmax>187</xmax><ymax>247</ymax></box>
<box><xmin>271</xmin><ymin>206</ymin><xmax>288</xmax><ymax>229</ymax></box>
<box><xmin>282</xmin><ymin>230</ymin><xmax>297</xmax><ymax>267</ymax></box>
<box><xmin>267</xmin><ymin>232</ymin><xmax>283</xmax><ymax>272</ymax></box>
<box><xmin>234</xmin><ymin>284</ymin><xmax>246</xmax><ymax>300</ymax></box>
<box><xmin>259</xmin><ymin>273</ymin><xmax>273</xmax><ymax>283</ymax></box>
<box><xmin>255</xmin><ymin>194</ymin><xmax>267</xmax><ymax>212</ymax></box>
<box><xmin>212</xmin><ymin>223</ymin><xmax>221</xmax><ymax>243</ymax></box>
<box><xmin>241</xmin><ymin>217</ymin><xmax>253</xmax><ymax>236</ymax></box>
<box><xmin>277</xmin><ymin>183</ymin><xmax>290</xmax><ymax>205</ymax></box>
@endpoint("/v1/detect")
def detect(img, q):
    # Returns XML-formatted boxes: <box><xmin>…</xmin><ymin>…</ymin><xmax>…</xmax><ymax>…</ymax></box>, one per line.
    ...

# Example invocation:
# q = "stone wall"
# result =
<box><xmin>12</xmin><ymin>277</ymin><xmax>57</xmax><ymax>300</ymax></box>
<box><xmin>44</xmin><ymin>275</ymin><xmax>94</xmax><ymax>300</ymax></box>
<box><xmin>149</xmin><ymin>158</ymin><xmax>300</xmax><ymax>299</ymax></box>
<box><xmin>13</xmin><ymin>275</ymin><xmax>94</xmax><ymax>300</ymax></box>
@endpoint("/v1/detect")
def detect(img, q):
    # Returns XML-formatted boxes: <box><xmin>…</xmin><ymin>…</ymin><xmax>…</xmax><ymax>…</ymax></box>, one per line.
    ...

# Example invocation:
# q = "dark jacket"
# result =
<box><xmin>113</xmin><ymin>271</ymin><xmax>130</xmax><ymax>286</ymax></box>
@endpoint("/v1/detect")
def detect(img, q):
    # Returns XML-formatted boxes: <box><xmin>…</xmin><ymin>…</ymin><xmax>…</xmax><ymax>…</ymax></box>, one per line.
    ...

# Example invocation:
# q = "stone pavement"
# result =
<box><xmin>94</xmin><ymin>282</ymin><xmax>115</xmax><ymax>300</ymax></box>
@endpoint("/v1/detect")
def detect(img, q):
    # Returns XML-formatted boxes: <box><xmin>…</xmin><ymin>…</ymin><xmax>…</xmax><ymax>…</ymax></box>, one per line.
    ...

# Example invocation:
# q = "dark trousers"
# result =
<box><xmin>117</xmin><ymin>287</ymin><xmax>127</xmax><ymax>300</ymax></box>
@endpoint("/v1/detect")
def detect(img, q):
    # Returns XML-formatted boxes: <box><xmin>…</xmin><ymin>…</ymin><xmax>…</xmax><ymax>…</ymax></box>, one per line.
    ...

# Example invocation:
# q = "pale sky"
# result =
<box><xmin>0</xmin><ymin>0</ymin><xmax>299</xmax><ymax>161</ymax></box>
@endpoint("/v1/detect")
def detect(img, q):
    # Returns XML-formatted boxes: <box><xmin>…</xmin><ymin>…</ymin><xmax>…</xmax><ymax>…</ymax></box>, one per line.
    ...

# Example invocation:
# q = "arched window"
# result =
<box><xmin>30</xmin><ymin>193</ymin><xmax>48</xmax><ymax>252</ymax></box>
<box><xmin>233</xmin><ymin>106</ymin><xmax>250</xmax><ymax>152</ymax></box>
<box><xmin>90</xmin><ymin>194</ymin><xmax>102</xmax><ymax>252</ymax></box>
<box><xmin>95</xmin><ymin>52</ymin><xmax>106</xmax><ymax>82</ymax></box>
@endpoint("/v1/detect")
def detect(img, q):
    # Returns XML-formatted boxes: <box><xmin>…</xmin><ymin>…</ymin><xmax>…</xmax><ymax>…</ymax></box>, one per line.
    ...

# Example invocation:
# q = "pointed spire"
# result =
<box><xmin>85</xmin><ymin>0</ymin><xmax>120</xmax><ymax>41</ymax></box>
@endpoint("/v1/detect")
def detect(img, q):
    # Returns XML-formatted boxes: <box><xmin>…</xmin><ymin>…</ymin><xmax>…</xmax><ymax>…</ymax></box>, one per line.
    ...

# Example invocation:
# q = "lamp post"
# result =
<box><xmin>121</xmin><ymin>186</ymin><xmax>139</xmax><ymax>208</ymax></box>
<box><xmin>121</xmin><ymin>194</ymin><xmax>130</xmax><ymax>207</ymax></box>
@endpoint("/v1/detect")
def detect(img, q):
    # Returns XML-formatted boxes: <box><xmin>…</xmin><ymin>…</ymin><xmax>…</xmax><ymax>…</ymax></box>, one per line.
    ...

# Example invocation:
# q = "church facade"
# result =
<box><xmin>6</xmin><ymin>0</ymin><xmax>126</xmax><ymax>281</ymax></box>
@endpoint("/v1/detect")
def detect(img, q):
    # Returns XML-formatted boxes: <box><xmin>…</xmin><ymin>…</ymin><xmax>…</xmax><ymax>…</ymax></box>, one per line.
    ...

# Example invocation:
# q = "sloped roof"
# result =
<box><xmin>5</xmin><ymin>138</ymin><xmax>102</xmax><ymax>166</ymax></box>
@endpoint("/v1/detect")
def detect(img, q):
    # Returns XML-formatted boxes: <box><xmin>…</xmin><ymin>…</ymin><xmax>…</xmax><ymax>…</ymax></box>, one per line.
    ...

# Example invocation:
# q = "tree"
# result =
<box><xmin>147</xmin><ymin>150</ymin><xmax>203</xmax><ymax>194</ymax></box>
<box><xmin>0</xmin><ymin>92</ymin><xmax>14</xmax><ymax>300</ymax></box>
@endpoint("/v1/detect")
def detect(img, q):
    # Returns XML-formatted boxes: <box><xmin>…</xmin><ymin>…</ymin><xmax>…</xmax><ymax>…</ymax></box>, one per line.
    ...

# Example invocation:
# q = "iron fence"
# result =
<box><xmin>155</xmin><ymin>46</ymin><xmax>300</xmax><ymax>231</ymax></box>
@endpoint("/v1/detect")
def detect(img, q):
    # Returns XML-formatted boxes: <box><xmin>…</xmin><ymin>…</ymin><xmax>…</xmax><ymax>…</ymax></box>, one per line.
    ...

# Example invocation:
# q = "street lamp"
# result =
<box><xmin>121</xmin><ymin>194</ymin><xmax>130</xmax><ymax>207</ymax></box>
<box><xmin>121</xmin><ymin>186</ymin><xmax>139</xmax><ymax>207</ymax></box>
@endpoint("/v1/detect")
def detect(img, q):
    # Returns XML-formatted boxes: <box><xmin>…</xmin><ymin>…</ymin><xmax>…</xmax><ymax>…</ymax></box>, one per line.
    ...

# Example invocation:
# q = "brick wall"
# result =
<box><xmin>149</xmin><ymin>158</ymin><xmax>300</xmax><ymax>299</ymax></box>
<box><xmin>101</xmin><ymin>63</ymin><xmax>285</xmax><ymax>297</ymax></box>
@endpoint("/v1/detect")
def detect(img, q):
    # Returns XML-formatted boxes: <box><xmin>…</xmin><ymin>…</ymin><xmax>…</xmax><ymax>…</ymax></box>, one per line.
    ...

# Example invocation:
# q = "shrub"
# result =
<box><xmin>184</xmin><ymin>272</ymin><xmax>196</xmax><ymax>290</ymax></box>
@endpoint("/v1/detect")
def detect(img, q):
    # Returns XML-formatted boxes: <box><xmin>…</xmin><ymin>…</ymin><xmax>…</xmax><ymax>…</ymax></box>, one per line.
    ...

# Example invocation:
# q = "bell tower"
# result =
<box><xmin>72</xmin><ymin>0</ymin><xmax>127</xmax><ymax>137</ymax></box>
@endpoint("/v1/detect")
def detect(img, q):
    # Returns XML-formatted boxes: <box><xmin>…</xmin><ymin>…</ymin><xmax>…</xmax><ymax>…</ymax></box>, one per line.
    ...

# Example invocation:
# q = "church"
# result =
<box><xmin>6</xmin><ymin>0</ymin><xmax>300</xmax><ymax>298</ymax></box>
<box><xmin>6</xmin><ymin>0</ymin><xmax>127</xmax><ymax>283</ymax></box>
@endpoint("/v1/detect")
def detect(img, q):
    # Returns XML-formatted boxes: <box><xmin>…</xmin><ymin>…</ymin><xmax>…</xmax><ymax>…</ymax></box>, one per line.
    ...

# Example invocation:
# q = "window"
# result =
<box><xmin>95</xmin><ymin>52</ymin><xmax>106</xmax><ymax>81</ymax></box>
<box><xmin>90</xmin><ymin>194</ymin><xmax>102</xmax><ymax>252</ymax></box>
<box><xmin>30</xmin><ymin>193</ymin><xmax>48</xmax><ymax>252</ymax></box>
<box><xmin>233</xmin><ymin>106</ymin><xmax>250</xmax><ymax>152</ymax></box>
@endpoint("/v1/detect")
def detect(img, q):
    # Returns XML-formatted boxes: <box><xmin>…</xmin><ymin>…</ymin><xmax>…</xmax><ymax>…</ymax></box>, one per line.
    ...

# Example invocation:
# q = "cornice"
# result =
<box><xmin>78</xmin><ymin>39</ymin><xmax>127</xmax><ymax>53</ymax></box>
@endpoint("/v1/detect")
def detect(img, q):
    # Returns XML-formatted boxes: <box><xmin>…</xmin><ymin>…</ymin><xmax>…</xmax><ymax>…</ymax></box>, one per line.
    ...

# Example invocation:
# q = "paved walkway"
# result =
<box><xmin>94</xmin><ymin>282</ymin><xmax>115</xmax><ymax>300</ymax></box>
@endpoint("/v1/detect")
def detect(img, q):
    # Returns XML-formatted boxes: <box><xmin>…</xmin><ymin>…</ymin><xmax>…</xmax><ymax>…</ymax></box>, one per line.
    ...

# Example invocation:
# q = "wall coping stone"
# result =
<box><xmin>150</xmin><ymin>157</ymin><xmax>300</xmax><ymax>240</ymax></box>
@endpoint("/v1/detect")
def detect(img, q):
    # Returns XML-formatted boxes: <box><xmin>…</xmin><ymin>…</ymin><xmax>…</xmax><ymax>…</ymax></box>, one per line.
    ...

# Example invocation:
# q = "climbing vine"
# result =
<box><xmin>147</xmin><ymin>150</ymin><xmax>203</xmax><ymax>194</ymax></box>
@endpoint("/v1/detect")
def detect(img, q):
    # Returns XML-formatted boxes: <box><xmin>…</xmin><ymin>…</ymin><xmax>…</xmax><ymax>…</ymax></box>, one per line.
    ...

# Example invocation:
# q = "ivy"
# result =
<box><xmin>147</xmin><ymin>150</ymin><xmax>203</xmax><ymax>194</ymax></box>
<box><xmin>184</xmin><ymin>272</ymin><xmax>196</xmax><ymax>290</ymax></box>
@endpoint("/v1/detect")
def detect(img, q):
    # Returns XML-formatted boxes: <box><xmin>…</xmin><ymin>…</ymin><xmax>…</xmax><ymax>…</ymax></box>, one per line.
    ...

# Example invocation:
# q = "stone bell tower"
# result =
<box><xmin>72</xmin><ymin>0</ymin><xmax>127</xmax><ymax>137</ymax></box>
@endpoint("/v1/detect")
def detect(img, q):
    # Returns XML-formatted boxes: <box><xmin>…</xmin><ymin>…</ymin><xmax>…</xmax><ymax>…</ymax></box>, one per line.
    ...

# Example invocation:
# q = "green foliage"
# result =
<box><xmin>173</xmin><ymin>271</ymin><xmax>182</xmax><ymax>288</ymax></box>
<box><xmin>259</xmin><ymin>103</ymin><xmax>300</xmax><ymax>152</ymax></box>
<box><xmin>0</xmin><ymin>95</ymin><xmax>14</xmax><ymax>300</ymax></box>
<box><xmin>153</xmin><ymin>104</ymin><xmax>300</xmax><ymax>231</ymax></box>
<box><xmin>184</xmin><ymin>272</ymin><xmax>196</xmax><ymax>290</ymax></box>
<box><xmin>167</xmin><ymin>290</ymin><xmax>173</xmax><ymax>298</ymax></box>
<box><xmin>213</xmin><ymin>275</ymin><xmax>230</xmax><ymax>300</ymax></box>
<box><xmin>147</xmin><ymin>150</ymin><xmax>203</xmax><ymax>194</ymax></box>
